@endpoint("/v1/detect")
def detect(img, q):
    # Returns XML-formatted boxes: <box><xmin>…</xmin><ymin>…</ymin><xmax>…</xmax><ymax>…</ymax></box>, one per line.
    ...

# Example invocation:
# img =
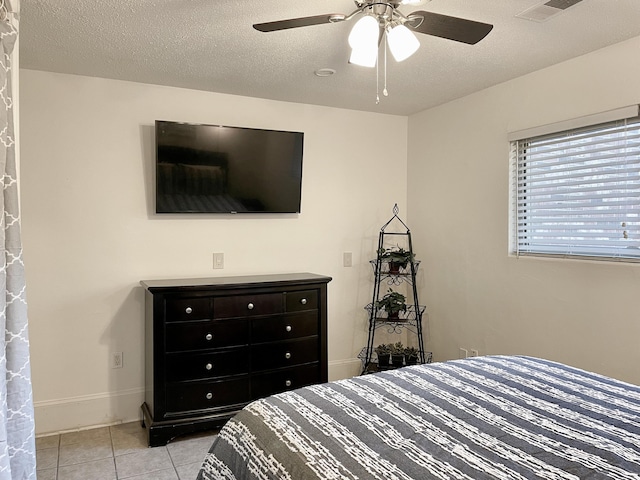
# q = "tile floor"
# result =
<box><xmin>35</xmin><ymin>422</ymin><xmax>218</xmax><ymax>480</ymax></box>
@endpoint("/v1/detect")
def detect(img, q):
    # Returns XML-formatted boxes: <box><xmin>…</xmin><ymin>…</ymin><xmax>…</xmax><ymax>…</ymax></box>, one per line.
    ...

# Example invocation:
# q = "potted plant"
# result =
<box><xmin>374</xmin><ymin>343</ymin><xmax>391</xmax><ymax>368</ymax></box>
<box><xmin>375</xmin><ymin>288</ymin><xmax>407</xmax><ymax>321</ymax></box>
<box><xmin>378</xmin><ymin>245</ymin><xmax>415</xmax><ymax>274</ymax></box>
<box><xmin>404</xmin><ymin>346</ymin><xmax>419</xmax><ymax>365</ymax></box>
<box><xmin>390</xmin><ymin>342</ymin><xmax>405</xmax><ymax>367</ymax></box>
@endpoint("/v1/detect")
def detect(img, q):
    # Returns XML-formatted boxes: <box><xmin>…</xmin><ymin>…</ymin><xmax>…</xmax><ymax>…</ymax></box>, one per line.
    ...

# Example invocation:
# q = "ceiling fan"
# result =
<box><xmin>253</xmin><ymin>0</ymin><xmax>494</xmax><ymax>66</ymax></box>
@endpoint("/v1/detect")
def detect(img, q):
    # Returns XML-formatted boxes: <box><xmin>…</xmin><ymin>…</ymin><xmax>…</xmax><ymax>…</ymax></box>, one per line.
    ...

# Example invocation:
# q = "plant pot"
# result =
<box><xmin>377</xmin><ymin>353</ymin><xmax>391</xmax><ymax>368</ymax></box>
<box><xmin>387</xmin><ymin>312</ymin><xmax>400</xmax><ymax>321</ymax></box>
<box><xmin>405</xmin><ymin>355</ymin><xmax>418</xmax><ymax>365</ymax></box>
<box><xmin>388</xmin><ymin>262</ymin><xmax>401</xmax><ymax>275</ymax></box>
<box><xmin>391</xmin><ymin>354</ymin><xmax>405</xmax><ymax>367</ymax></box>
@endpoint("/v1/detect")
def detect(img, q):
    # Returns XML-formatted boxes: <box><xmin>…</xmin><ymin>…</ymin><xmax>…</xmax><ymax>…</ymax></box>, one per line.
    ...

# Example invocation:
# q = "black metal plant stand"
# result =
<box><xmin>361</xmin><ymin>204</ymin><xmax>430</xmax><ymax>374</ymax></box>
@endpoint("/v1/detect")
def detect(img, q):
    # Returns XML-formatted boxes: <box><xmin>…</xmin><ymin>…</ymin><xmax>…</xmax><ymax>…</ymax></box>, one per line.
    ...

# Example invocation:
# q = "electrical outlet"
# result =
<box><xmin>343</xmin><ymin>252</ymin><xmax>353</xmax><ymax>267</ymax></box>
<box><xmin>213</xmin><ymin>252</ymin><xmax>224</xmax><ymax>269</ymax></box>
<box><xmin>112</xmin><ymin>352</ymin><xmax>123</xmax><ymax>369</ymax></box>
<box><xmin>459</xmin><ymin>348</ymin><xmax>468</xmax><ymax>359</ymax></box>
<box><xmin>470</xmin><ymin>349</ymin><xmax>479</xmax><ymax>357</ymax></box>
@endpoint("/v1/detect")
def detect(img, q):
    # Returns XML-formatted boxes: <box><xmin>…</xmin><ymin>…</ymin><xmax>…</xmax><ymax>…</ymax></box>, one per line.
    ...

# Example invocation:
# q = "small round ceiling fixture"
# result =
<box><xmin>314</xmin><ymin>68</ymin><xmax>336</xmax><ymax>77</ymax></box>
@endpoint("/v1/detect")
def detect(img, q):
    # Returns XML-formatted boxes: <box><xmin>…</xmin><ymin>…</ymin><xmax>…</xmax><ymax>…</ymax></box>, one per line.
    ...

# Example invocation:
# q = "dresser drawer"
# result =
<box><xmin>214</xmin><ymin>293</ymin><xmax>283</xmax><ymax>319</ymax></box>
<box><xmin>251</xmin><ymin>311</ymin><xmax>318</xmax><ymax>343</ymax></box>
<box><xmin>285</xmin><ymin>290</ymin><xmax>317</xmax><ymax>312</ymax></box>
<box><xmin>165</xmin><ymin>296</ymin><xmax>211</xmax><ymax>322</ymax></box>
<box><xmin>251</xmin><ymin>337</ymin><xmax>319</xmax><ymax>372</ymax></box>
<box><xmin>166</xmin><ymin>347</ymin><xmax>250</xmax><ymax>382</ymax></box>
<box><xmin>251</xmin><ymin>363</ymin><xmax>320</xmax><ymax>399</ymax></box>
<box><xmin>165</xmin><ymin>319</ymin><xmax>249</xmax><ymax>352</ymax></box>
<box><xmin>165</xmin><ymin>377</ymin><xmax>250</xmax><ymax>414</ymax></box>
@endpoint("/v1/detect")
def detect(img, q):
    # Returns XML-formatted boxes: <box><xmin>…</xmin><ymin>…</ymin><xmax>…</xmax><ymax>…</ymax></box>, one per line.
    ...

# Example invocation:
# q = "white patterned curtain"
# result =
<box><xmin>0</xmin><ymin>0</ymin><xmax>36</xmax><ymax>479</ymax></box>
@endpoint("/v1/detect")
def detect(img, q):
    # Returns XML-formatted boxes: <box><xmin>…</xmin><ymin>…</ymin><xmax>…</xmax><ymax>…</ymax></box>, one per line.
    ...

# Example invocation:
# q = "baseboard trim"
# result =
<box><xmin>328</xmin><ymin>358</ymin><xmax>361</xmax><ymax>381</ymax></box>
<box><xmin>35</xmin><ymin>359</ymin><xmax>362</xmax><ymax>436</ymax></box>
<box><xmin>34</xmin><ymin>387</ymin><xmax>144</xmax><ymax>436</ymax></box>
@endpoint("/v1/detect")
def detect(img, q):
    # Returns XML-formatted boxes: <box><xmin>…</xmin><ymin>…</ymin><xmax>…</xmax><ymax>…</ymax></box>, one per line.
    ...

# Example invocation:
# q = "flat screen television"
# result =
<box><xmin>155</xmin><ymin>120</ymin><xmax>304</xmax><ymax>214</ymax></box>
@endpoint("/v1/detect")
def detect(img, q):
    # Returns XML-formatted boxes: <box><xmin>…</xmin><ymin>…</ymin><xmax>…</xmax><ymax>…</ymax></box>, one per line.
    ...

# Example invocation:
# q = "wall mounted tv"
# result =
<box><xmin>155</xmin><ymin>120</ymin><xmax>304</xmax><ymax>214</ymax></box>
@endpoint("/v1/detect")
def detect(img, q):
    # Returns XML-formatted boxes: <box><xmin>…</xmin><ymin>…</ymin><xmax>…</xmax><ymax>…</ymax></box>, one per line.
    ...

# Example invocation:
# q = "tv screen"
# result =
<box><xmin>155</xmin><ymin>120</ymin><xmax>304</xmax><ymax>214</ymax></box>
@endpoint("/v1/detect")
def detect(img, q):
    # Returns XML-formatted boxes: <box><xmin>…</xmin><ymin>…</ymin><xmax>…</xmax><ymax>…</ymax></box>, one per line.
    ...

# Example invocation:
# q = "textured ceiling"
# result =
<box><xmin>19</xmin><ymin>0</ymin><xmax>640</xmax><ymax>116</ymax></box>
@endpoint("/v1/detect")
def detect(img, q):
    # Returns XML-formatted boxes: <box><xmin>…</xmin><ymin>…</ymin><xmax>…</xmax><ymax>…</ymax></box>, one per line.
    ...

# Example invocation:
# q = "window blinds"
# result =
<box><xmin>512</xmin><ymin>114</ymin><xmax>640</xmax><ymax>261</ymax></box>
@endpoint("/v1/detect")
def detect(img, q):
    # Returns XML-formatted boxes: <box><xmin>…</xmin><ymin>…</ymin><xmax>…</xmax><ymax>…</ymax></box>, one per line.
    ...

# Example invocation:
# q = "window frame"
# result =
<box><xmin>510</xmin><ymin>106</ymin><xmax>640</xmax><ymax>262</ymax></box>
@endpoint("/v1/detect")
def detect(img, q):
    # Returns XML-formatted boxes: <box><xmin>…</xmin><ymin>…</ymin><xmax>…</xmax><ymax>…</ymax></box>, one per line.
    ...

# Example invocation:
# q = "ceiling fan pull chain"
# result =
<box><xmin>376</xmin><ymin>43</ymin><xmax>380</xmax><ymax>104</ymax></box>
<box><xmin>383</xmin><ymin>33</ymin><xmax>389</xmax><ymax>97</ymax></box>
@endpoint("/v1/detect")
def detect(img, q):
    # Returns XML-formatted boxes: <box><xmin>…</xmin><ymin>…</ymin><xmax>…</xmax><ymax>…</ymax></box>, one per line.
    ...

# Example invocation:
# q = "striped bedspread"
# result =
<box><xmin>197</xmin><ymin>355</ymin><xmax>640</xmax><ymax>479</ymax></box>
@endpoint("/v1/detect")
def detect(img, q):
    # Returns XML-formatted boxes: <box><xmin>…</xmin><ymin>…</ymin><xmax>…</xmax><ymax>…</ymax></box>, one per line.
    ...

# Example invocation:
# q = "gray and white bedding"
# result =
<box><xmin>197</xmin><ymin>355</ymin><xmax>640</xmax><ymax>479</ymax></box>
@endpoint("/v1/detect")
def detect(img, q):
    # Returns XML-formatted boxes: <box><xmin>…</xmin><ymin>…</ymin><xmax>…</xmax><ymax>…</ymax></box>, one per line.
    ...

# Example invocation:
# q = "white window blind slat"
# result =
<box><xmin>518</xmin><ymin>184</ymin><xmax>640</xmax><ymax>198</ymax></box>
<box><xmin>517</xmin><ymin>232</ymin><xmax>638</xmax><ymax>241</ymax></box>
<box><xmin>519</xmin><ymin>151</ymin><xmax>640</xmax><ymax>172</ymax></box>
<box><xmin>511</xmin><ymin>110</ymin><xmax>640</xmax><ymax>261</ymax></box>
<box><xmin>517</xmin><ymin>135</ymin><xmax>640</xmax><ymax>155</ymax></box>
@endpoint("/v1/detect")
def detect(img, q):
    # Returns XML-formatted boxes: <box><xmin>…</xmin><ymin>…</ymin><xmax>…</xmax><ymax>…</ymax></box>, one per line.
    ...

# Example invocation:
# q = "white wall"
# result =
<box><xmin>20</xmin><ymin>70</ymin><xmax>408</xmax><ymax>434</ymax></box>
<box><xmin>408</xmin><ymin>36</ymin><xmax>640</xmax><ymax>385</ymax></box>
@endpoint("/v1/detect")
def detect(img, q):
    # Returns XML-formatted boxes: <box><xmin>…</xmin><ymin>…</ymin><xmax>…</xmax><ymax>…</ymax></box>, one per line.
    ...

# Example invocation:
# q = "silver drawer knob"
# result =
<box><xmin>206</xmin><ymin>392</ymin><xmax>213</xmax><ymax>400</ymax></box>
<box><xmin>285</xmin><ymin>325</ymin><xmax>292</xmax><ymax>332</ymax></box>
<box><xmin>247</xmin><ymin>303</ymin><xmax>254</xmax><ymax>310</ymax></box>
<box><xmin>285</xmin><ymin>352</ymin><xmax>291</xmax><ymax>360</ymax></box>
<box><xmin>205</xmin><ymin>333</ymin><xmax>213</xmax><ymax>341</ymax></box>
<box><xmin>285</xmin><ymin>380</ymin><xmax>292</xmax><ymax>387</ymax></box>
<box><xmin>205</xmin><ymin>363</ymin><xmax>213</xmax><ymax>370</ymax></box>
<box><xmin>185</xmin><ymin>307</ymin><xmax>193</xmax><ymax>314</ymax></box>
<box><xmin>300</xmin><ymin>298</ymin><xmax>307</xmax><ymax>305</ymax></box>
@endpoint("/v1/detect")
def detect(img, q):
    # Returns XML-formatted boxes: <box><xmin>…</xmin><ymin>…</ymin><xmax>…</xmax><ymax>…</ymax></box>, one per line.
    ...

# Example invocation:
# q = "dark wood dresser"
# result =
<box><xmin>140</xmin><ymin>272</ymin><xmax>332</xmax><ymax>446</ymax></box>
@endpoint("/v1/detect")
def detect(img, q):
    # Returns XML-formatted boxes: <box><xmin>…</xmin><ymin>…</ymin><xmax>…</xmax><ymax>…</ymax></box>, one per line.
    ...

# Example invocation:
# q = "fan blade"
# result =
<box><xmin>254</xmin><ymin>14</ymin><xmax>345</xmax><ymax>33</ymax></box>
<box><xmin>407</xmin><ymin>11</ymin><xmax>493</xmax><ymax>45</ymax></box>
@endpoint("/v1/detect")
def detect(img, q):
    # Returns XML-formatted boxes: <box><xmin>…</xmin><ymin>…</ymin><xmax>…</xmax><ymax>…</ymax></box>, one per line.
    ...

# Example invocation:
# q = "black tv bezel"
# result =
<box><xmin>154</xmin><ymin>120</ymin><xmax>304</xmax><ymax>215</ymax></box>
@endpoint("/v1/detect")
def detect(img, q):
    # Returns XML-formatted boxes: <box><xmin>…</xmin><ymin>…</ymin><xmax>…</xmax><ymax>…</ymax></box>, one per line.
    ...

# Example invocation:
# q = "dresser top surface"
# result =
<box><xmin>141</xmin><ymin>272</ymin><xmax>332</xmax><ymax>292</ymax></box>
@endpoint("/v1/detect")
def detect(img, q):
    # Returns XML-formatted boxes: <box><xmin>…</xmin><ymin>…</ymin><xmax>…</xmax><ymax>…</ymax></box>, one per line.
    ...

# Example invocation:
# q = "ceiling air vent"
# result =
<box><xmin>516</xmin><ymin>0</ymin><xmax>584</xmax><ymax>22</ymax></box>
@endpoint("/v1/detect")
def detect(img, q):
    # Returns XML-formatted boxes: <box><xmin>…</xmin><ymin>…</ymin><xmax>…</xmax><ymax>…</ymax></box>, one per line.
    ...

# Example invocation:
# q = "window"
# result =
<box><xmin>511</xmin><ymin>106</ymin><xmax>640</xmax><ymax>261</ymax></box>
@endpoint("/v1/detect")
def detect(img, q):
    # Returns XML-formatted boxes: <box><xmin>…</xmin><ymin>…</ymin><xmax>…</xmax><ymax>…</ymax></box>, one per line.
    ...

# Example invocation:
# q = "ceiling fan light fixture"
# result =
<box><xmin>349</xmin><ymin>45</ymin><xmax>378</xmax><ymax>68</ymax></box>
<box><xmin>387</xmin><ymin>23</ymin><xmax>420</xmax><ymax>62</ymax></box>
<box><xmin>348</xmin><ymin>15</ymin><xmax>379</xmax><ymax>49</ymax></box>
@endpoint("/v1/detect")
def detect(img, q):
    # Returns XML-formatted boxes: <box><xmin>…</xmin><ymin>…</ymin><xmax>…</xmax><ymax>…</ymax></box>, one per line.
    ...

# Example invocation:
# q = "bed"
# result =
<box><xmin>196</xmin><ymin>355</ymin><xmax>640</xmax><ymax>479</ymax></box>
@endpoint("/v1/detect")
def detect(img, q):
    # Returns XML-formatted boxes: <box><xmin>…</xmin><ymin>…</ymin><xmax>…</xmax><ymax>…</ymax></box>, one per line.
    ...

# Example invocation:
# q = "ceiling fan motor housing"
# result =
<box><xmin>356</xmin><ymin>0</ymin><xmax>406</xmax><ymax>8</ymax></box>
<box><xmin>358</xmin><ymin>2</ymin><xmax>403</xmax><ymax>22</ymax></box>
